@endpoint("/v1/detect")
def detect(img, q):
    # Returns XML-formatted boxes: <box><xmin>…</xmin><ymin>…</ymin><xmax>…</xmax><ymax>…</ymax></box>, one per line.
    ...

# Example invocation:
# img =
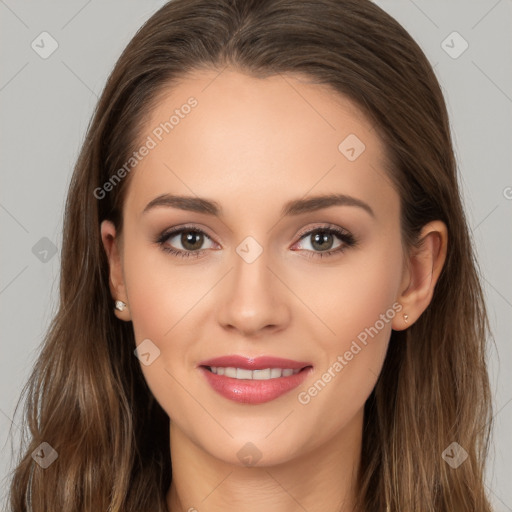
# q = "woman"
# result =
<box><xmin>7</xmin><ymin>0</ymin><xmax>494</xmax><ymax>510</ymax></box>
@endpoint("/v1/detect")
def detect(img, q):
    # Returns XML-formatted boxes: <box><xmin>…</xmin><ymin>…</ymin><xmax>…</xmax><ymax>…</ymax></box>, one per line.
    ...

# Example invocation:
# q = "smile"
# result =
<box><xmin>197</xmin><ymin>355</ymin><xmax>313</xmax><ymax>404</ymax></box>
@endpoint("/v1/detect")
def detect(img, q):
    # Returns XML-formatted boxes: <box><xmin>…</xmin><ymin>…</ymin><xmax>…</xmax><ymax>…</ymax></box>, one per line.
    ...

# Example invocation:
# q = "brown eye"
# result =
<box><xmin>309</xmin><ymin>230</ymin><xmax>336</xmax><ymax>251</ymax></box>
<box><xmin>292</xmin><ymin>226</ymin><xmax>357</xmax><ymax>259</ymax></box>
<box><xmin>157</xmin><ymin>226</ymin><xmax>216</xmax><ymax>258</ymax></box>
<box><xmin>179</xmin><ymin>231</ymin><xmax>205</xmax><ymax>251</ymax></box>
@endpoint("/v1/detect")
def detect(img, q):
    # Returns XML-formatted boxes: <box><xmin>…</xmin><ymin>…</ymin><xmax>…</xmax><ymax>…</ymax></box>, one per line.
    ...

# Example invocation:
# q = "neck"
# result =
<box><xmin>166</xmin><ymin>408</ymin><xmax>364</xmax><ymax>512</ymax></box>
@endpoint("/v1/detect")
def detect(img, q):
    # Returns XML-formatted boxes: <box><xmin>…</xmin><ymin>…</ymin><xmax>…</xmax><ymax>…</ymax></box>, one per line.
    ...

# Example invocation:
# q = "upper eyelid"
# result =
<box><xmin>295</xmin><ymin>223</ymin><xmax>350</xmax><ymax>238</ymax></box>
<box><xmin>160</xmin><ymin>224</ymin><xmax>216</xmax><ymax>240</ymax></box>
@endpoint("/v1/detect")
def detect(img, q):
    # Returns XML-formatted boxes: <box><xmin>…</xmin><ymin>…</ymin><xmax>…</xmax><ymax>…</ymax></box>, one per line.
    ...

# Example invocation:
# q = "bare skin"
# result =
<box><xmin>101</xmin><ymin>68</ymin><xmax>447</xmax><ymax>512</ymax></box>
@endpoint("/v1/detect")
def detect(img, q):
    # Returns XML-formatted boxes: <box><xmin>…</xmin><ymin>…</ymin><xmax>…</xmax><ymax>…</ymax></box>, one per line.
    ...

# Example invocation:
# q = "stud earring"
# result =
<box><xmin>403</xmin><ymin>313</ymin><xmax>409</xmax><ymax>323</ymax></box>
<box><xmin>115</xmin><ymin>300</ymin><xmax>127</xmax><ymax>312</ymax></box>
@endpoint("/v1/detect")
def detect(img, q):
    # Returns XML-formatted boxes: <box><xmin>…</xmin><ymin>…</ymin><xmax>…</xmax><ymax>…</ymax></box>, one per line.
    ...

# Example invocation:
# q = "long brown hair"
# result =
<box><xmin>7</xmin><ymin>0</ymin><xmax>494</xmax><ymax>510</ymax></box>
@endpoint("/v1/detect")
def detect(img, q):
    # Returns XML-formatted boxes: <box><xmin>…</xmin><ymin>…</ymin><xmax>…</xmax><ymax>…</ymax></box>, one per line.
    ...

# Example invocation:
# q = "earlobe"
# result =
<box><xmin>100</xmin><ymin>220</ymin><xmax>131</xmax><ymax>321</ymax></box>
<box><xmin>392</xmin><ymin>220</ymin><xmax>448</xmax><ymax>331</ymax></box>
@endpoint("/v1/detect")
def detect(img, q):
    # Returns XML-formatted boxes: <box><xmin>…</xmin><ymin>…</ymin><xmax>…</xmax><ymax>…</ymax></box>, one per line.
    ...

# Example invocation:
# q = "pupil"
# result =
<box><xmin>182</xmin><ymin>231</ymin><xmax>203</xmax><ymax>250</ymax></box>
<box><xmin>312</xmin><ymin>231</ymin><xmax>333</xmax><ymax>251</ymax></box>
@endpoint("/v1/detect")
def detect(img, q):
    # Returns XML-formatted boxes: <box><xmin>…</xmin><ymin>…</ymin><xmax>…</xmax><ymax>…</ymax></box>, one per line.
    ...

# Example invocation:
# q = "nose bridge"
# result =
<box><xmin>216</xmin><ymin>237</ymin><xmax>290</xmax><ymax>335</ymax></box>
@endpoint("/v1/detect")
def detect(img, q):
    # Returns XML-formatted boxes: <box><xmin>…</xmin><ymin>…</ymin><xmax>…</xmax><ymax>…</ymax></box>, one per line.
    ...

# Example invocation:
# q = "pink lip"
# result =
<box><xmin>197</xmin><ymin>355</ymin><xmax>313</xmax><ymax>404</ymax></box>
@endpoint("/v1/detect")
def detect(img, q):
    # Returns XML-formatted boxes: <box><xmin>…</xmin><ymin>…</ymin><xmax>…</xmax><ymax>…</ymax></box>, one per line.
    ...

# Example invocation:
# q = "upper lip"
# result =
<box><xmin>198</xmin><ymin>355</ymin><xmax>312</xmax><ymax>370</ymax></box>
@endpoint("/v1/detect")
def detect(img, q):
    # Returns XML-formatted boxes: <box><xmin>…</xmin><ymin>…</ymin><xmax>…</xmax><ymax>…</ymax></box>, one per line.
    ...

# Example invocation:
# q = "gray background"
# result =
<box><xmin>0</xmin><ymin>0</ymin><xmax>511</xmax><ymax>509</ymax></box>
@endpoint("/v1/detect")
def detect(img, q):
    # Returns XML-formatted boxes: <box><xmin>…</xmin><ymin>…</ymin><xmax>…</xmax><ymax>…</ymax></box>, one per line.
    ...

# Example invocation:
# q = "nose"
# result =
<box><xmin>216</xmin><ymin>246</ymin><xmax>291</xmax><ymax>337</ymax></box>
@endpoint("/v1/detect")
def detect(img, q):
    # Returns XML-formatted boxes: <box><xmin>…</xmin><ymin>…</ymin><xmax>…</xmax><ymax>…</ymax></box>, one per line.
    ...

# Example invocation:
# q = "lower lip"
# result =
<box><xmin>199</xmin><ymin>366</ymin><xmax>313</xmax><ymax>404</ymax></box>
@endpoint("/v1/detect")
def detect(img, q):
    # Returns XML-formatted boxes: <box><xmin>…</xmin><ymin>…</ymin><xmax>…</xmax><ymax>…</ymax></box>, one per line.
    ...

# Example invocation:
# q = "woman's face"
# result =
<box><xmin>106</xmin><ymin>68</ymin><xmax>408</xmax><ymax>466</ymax></box>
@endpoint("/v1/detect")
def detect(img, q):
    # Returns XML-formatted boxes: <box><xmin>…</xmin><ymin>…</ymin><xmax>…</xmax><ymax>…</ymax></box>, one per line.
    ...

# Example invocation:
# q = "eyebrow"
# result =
<box><xmin>142</xmin><ymin>193</ymin><xmax>375</xmax><ymax>218</ymax></box>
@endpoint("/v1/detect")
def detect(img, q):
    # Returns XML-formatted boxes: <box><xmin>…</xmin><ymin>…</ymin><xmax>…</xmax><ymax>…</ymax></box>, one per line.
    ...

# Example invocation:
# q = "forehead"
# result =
<box><xmin>124</xmin><ymin>68</ymin><xmax>397</xmax><ymax>222</ymax></box>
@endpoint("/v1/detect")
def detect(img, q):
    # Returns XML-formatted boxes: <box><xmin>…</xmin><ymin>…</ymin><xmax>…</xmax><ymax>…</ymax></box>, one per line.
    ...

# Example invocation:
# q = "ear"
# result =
<box><xmin>100</xmin><ymin>220</ymin><xmax>131</xmax><ymax>322</ymax></box>
<box><xmin>392</xmin><ymin>220</ymin><xmax>448</xmax><ymax>330</ymax></box>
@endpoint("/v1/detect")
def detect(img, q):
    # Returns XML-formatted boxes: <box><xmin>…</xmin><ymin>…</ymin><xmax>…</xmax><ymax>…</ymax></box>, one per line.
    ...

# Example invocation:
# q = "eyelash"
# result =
<box><xmin>155</xmin><ymin>224</ymin><xmax>357</xmax><ymax>260</ymax></box>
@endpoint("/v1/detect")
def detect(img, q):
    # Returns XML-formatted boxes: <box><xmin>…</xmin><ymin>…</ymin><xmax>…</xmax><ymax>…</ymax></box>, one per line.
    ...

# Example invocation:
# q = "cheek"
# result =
<box><xmin>293</xmin><ymin>236</ymin><xmax>402</xmax><ymax>415</ymax></box>
<box><xmin>295</xmin><ymin>232</ymin><xmax>403</xmax><ymax>346</ymax></box>
<box><xmin>122</xmin><ymin>239</ymin><xmax>202</xmax><ymax>342</ymax></box>
<box><xmin>336</xmin><ymin>253</ymin><xmax>400</xmax><ymax>341</ymax></box>
<box><xmin>121</xmin><ymin>242</ymin><xmax>204</xmax><ymax>414</ymax></box>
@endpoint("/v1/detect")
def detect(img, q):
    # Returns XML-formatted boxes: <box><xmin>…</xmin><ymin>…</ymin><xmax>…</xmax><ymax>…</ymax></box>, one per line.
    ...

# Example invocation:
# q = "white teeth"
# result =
<box><xmin>224</xmin><ymin>367</ymin><xmax>237</xmax><ymax>378</ymax></box>
<box><xmin>253</xmin><ymin>369</ymin><xmax>271</xmax><ymax>380</ymax></box>
<box><xmin>208</xmin><ymin>366</ymin><xmax>302</xmax><ymax>380</ymax></box>
<box><xmin>236</xmin><ymin>368</ymin><xmax>253</xmax><ymax>379</ymax></box>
